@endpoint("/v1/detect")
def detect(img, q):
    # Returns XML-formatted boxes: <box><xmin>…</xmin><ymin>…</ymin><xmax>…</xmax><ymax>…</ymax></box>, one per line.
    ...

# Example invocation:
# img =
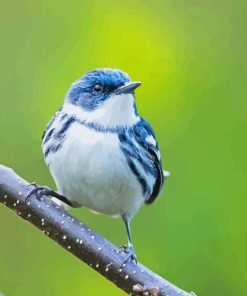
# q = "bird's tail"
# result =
<box><xmin>163</xmin><ymin>170</ymin><xmax>170</xmax><ymax>179</ymax></box>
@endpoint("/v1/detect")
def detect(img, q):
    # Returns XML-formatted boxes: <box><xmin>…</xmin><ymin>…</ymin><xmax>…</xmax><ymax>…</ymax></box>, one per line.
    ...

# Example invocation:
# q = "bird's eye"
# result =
<box><xmin>93</xmin><ymin>84</ymin><xmax>103</xmax><ymax>93</ymax></box>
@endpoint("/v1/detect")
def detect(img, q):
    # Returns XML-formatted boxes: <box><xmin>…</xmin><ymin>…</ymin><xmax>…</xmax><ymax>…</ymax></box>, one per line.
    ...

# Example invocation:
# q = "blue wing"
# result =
<box><xmin>119</xmin><ymin>118</ymin><xmax>165</xmax><ymax>204</ymax></box>
<box><xmin>42</xmin><ymin>107</ymin><xmax>62</xmax><ymax>141</ymax></box>
<box><xmin>134</xmin><ymin>118</ymin><xmax>165</xmax><ymax>204</ymax></box>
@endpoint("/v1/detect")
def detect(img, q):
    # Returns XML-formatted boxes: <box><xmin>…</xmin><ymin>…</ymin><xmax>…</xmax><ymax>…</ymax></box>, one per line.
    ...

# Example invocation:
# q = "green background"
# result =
<box><xmin>0</xmin><ymin>1</ymin><xmax>246</xmax><ymax>295</ymax></box>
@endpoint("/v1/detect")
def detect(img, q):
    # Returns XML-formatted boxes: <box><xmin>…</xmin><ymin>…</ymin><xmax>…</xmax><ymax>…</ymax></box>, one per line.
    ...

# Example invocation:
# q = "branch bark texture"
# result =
<box><xmin>0</xmin><ymin>165</ymin><xmax>197</xmax><ymax>296</ymax></box>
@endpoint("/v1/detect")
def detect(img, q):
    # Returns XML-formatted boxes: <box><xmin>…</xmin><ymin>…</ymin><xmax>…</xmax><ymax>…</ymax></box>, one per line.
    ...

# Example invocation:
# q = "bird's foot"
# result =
<box><xmin>26</xmin><ymin>184</ymin><xmax>55</xmax><ymax>204</ymax></box>
<box><xmin>120</xmin><ymin>246</ymin><xmax>137</xmax><ymax>267</ymax></box>
<box><xmin>25</xmin><ymin>183</ymin><xmax>73</xmax><ymax>206</ymax></box>
<box><xmin>118</xmin><ymin>244</ymin><xmax>128</xmax><ymax>252</ymax></box>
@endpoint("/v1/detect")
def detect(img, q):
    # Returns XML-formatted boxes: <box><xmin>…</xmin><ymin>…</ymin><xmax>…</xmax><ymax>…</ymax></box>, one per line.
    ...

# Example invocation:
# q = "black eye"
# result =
<box><xmin>93</xmin><ymin>83</ymin><xmax>103</xmax><ymax>93</ymax></box>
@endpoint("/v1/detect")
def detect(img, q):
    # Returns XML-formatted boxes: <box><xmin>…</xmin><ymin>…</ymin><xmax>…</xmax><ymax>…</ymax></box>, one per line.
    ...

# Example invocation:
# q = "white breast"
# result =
<box><xmin>45</xmin><ymin>122</ymin><xmax>144</xmax><ymax>218</ymax></box>
<box><xmin>63</xmin><ymin>93</ymin><xmax>139</xmax><ymax>128</ymax></box>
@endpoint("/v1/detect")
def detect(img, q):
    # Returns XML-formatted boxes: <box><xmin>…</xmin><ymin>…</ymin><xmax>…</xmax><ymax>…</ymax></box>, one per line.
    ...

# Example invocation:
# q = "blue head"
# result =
<box><xmin>65</xmin><ymin>68</ymin><xmax>141</xmax><ymax>112</ymax></box>
<box><xmin>64</xmin><ymin>68</ymin><xmax>141</xmax><ymax>127</ymax></box>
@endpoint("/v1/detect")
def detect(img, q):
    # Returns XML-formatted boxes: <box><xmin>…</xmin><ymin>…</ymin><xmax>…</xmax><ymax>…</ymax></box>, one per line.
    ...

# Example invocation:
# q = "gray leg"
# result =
<box><xmin>123</xmin><ymin>215</ymin><xmax>133</xmax><ymax>248</ymax></box>
<box><xmin>121</xmin><ymin>215</ymin><xmax>137</xmax><ymax>265</ymax></box>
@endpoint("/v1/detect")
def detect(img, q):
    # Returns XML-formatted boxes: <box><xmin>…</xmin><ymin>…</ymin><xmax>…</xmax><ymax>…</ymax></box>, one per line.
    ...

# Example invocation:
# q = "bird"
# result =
<box><xmin>28</xmin><ymin>68</ymin><xmax>169</xmax><ymax>264</ymax></box>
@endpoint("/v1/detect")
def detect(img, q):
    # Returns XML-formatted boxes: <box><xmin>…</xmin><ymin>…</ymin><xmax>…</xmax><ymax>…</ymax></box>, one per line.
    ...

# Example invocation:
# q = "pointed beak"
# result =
<box><xmin>115</xmin><ymin>81</ymin><xmax>142</xmax><ymax>95</ymax></box>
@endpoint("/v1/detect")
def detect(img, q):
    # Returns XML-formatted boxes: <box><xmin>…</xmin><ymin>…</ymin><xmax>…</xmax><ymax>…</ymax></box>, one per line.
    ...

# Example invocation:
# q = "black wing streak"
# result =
<box><xmin>42</xmin><ymin>107</ymin><xmax>62</xmax><ymax>141</ymax></box>
<box><xmin>145</xmin><ymin>145</ymin><xmax>164</xmax><ymax>204</ymax></box>
<box><xmin>133</xmin><ymin>118</ymin><xmax>164</xmax><ymax>204</ymax></box>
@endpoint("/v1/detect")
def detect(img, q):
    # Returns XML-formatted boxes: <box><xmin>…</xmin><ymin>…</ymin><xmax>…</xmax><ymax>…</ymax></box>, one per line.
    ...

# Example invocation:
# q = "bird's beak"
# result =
<box><xmin>115</xmin><ymin>81</ymin><xmax>141</xmax><ymax>95</ymax></box>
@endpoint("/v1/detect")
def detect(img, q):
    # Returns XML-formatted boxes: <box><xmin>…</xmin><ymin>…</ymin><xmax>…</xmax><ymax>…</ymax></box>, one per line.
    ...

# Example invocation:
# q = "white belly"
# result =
<box><xmin>44</xmin><ymin>122</ymin><xmax>144</xmax><ymax>218</ymax></box>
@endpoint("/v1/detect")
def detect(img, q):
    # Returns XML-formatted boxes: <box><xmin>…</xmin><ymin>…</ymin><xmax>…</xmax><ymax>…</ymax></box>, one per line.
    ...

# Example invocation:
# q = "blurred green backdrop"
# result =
<box><xmin>0</xmin><ymin>0</ymin><xmax>246</xmax><ymax>295</ymax></box>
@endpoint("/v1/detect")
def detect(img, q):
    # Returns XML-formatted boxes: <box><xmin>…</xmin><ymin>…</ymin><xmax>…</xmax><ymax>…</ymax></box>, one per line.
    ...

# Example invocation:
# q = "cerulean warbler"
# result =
<box><xmin>30</xmin><ymin>68</ymin><xmax>169</xmax><ymax>264</ymax></box>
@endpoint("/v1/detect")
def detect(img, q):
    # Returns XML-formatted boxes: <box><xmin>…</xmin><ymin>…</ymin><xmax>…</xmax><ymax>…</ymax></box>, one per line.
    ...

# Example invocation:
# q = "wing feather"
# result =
<box><xmin>133</xmin><ymin>118</ymin><xmax>165</xmax><ymax>204</ymax></box>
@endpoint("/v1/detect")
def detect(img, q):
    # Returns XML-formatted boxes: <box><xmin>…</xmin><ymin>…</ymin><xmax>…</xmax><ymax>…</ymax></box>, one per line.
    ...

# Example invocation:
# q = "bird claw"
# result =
<box><xmin>118</xmin><ymin>245</ymin><xmax>128</xmax><ymax>251</ymax></box>
<box><xmin>25</xmin><ymin>184</ymin><xmax>54</xmax><ymax>204</ymax></box>
<box><xmin>28</xmin><ymin>182</ymin><xmax>38</xmax><ymax>187</ymax></box>
<box><xmin>120</xmin><ymin>246</ymin><xmax>137</xmax><ymax>267</ymax></box>
<box><xmin>25</xmin><ymin>183</ymin><xmax>73</xmax><ymax>207</ymax></box>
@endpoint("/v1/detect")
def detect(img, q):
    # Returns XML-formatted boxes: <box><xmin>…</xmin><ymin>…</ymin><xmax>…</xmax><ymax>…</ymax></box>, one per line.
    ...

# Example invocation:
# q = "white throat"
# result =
<box><xmin>63</xmin><ymin>94</ymin><xmax>140</xmax><ymax>128</ymax></box>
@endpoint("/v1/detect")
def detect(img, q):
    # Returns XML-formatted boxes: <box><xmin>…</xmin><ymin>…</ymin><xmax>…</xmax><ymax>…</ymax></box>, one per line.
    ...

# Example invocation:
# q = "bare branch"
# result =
<box><xmin>0</xmin><ymin>165</ymin><xmax>197</xmax><ymax>296</ymax></box>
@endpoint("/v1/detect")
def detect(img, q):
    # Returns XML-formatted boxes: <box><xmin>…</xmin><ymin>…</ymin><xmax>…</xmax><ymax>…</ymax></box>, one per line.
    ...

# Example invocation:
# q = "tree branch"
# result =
<box><xmin>0</xmin><ymin>165</ymin><xmax>197</xmax><ymax>296</ymax></box>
